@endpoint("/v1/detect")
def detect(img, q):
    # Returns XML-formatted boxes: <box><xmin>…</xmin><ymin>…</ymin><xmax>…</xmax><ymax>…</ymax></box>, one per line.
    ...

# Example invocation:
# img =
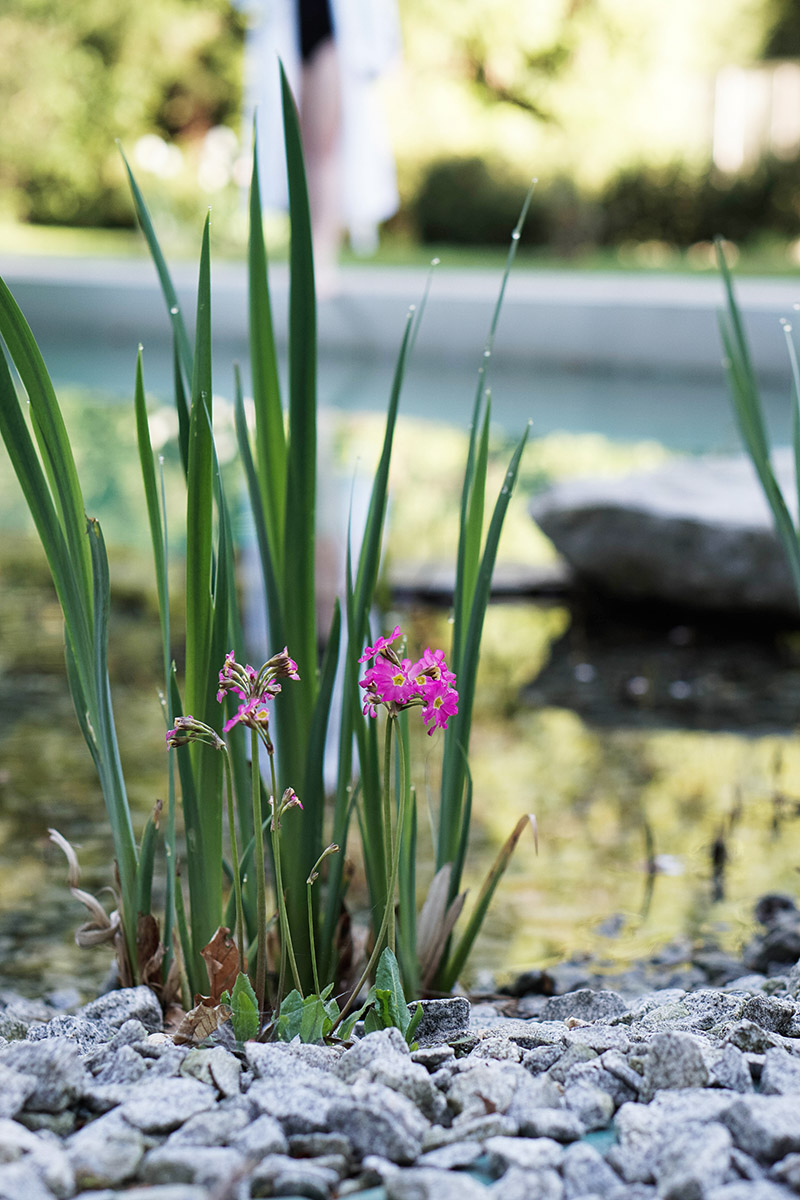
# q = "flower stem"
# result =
<box><xmin>383</xmin><ymin>714</ymin><xmax>395</xmax><ymax>954</ymax></box>
<box><xmin>307</xmin><ymin>880</ymin><xmax>321</xmax><ymax>996</ymax></box>
<box><xmin>223</xmin><ymin>750</ymin><xmax>246</xmax><ymax>975</ymax></box>
<box><xmin>330</xmin><ymin>717</ymin><xmax>407</xmax><ymax>1035</ymax></box>
<box><xmin>269</xmin><ymin>754</ymin><xmax>304</xmax><ymax>998</ymax></box>
<box><xmin>250</xmin><ymin>728</ymin><xmax>268</xmax><ymax>1014</ymax></box>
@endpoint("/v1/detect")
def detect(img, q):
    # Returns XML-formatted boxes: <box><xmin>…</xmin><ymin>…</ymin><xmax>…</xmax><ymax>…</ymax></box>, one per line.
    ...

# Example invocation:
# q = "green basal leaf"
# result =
<box><xmin>358</xmin><ymin>948</ymin><xmax>420</xmax><ymax>1044</ymax></box>
<box><xmin>227</xmin><ymin>972</ymin><xmax>260</xmax><ymax>1043</ymax></box>
<box><xmin>273</xmin><ymin>986</ymin><xmax>339</xmax><ymax>1044</ymax></box>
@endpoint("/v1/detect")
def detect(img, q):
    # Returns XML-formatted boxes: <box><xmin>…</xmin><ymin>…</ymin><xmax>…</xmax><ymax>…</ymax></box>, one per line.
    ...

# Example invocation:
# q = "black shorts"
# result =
<box><xmin>297</xmin><ymin>0</ymin><xmax>334</xmax><ymax>63</ymax></box>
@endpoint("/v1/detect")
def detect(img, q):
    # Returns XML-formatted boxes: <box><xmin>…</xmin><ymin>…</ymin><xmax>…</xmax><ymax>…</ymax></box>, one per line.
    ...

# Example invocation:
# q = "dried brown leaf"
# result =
<box><xmin>136</xmin><ymin>914</ymin><xmax>164</xmax><ymax>990</ymax></box>
<box><xmin>172</xmin><ymin>998</ymin><xmax>231</xmax><ymax>1046</ymax></box>
<box><xmin>200</xmin><ymin>927</ymin><xmax>239</xmax><ymax>1003</ymax></box>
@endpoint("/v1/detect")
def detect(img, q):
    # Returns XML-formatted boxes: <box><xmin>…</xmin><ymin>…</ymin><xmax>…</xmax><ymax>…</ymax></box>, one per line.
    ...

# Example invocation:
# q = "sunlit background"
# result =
<box><xmin>1</xmin><ymin>0</ymin><xmax>800</xmax><ymax>266</ymax></box>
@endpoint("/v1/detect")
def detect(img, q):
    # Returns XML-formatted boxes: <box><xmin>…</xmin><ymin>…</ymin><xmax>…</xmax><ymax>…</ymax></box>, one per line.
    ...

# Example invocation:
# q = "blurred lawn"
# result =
<box><xmin>2</xmin><ymin>218</ymin><xmax>800</xmax><ymax>277</ymax></box>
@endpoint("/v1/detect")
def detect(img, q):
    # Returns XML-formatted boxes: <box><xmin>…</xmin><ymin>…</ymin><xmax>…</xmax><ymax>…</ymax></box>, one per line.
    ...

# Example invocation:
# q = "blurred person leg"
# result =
<box><xmin>298</xmin><ymin>0</ymin><xmax>343</xmax><ymax>297</ymax></box>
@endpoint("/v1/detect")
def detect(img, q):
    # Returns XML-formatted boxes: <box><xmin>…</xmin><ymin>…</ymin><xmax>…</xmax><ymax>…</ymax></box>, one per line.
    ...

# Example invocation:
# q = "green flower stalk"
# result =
<box><xmin>165</xmin><ymin>716</ymin><xmax>245</xmax><ymax>975</ymax></box>
<box><xmin>306</xmin><ymin>844</ymin><xmax>339</xmax><ymax>996</ymax></box>
<box><xmin>216</xmin><ymin>649</ymin><xmax>302</xmax><ymax>1013</ymax></box>
<box><xmin>167</xmin><ymin>650</ymin><xmax>303</xmax><ymax>1016</ymax></box>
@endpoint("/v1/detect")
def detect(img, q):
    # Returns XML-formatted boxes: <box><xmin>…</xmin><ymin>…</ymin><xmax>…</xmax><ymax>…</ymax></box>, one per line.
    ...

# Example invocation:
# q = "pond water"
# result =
<box><xmin>2</xmin><ymin>383</ymin><xmax>800</xmax><ymax>1000</ymax></box>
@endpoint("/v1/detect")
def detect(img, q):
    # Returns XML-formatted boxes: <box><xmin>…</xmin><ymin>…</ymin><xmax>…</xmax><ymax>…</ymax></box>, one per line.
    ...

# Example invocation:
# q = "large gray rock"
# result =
<box><xmin>141</xmin><ymin>1144</ymin><xmax>247</xmax><ymax>1189</ymax></box>
<box><xmin>560</xmin><ymin>1140</ymin><xmax>625</xmax><ymax>1198</ymax></box>
<box><xmin>653</xmin><ymin>1121</ymin><xmax>732</xmax><ymax>1200</ymax></box>
<box><xmin>0</xmin><ymin>1065</ymin><xmax>37</xmax><ymax>1119</ymax></box>
<box><xmin>530</xmin><ymin>450</ymin><xmax>800</xmax><ymax>615</ymax></box>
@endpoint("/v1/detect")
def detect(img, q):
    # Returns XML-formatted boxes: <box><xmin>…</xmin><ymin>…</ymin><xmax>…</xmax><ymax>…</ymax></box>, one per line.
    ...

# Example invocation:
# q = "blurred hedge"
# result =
<box><xmin>0</xmin><ymin>0</ymin><xmax>243</xmax><ymax>227</ymax></box>
<box><xmin>410</xmin><ymin>153</ymin><xmax>800</xmax><ymax>250</ymax></box>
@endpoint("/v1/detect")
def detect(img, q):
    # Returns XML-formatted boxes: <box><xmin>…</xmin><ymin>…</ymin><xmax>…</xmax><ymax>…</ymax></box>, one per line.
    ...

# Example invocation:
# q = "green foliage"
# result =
<box><xmin>221</xmin><ymin>972</ymin><xmax>260</xmax><ymax>1044</ymax></box>
<box><xmin>0</xmin><ymin>69</ymin><xmax>533</xmax><ymax>1007</ymax></box>
<box><xmin>717</xmin><ymin>241</ymin><xmax>800</xmax><ymax>595</ymax></box>
<box><xmin>362</xmin><ymin>948</ymin><xmax>423</xmax><ymax>1047</ymax></box>
<box><xmin>600</xmin><ymin>160</ymin><xmax>800</xmax><ymax>249</ymax></box>
<box><xmin>0</xmin><ymin>278</ymin><xmax>140</xmax><ymax>975</ymax></box>
<box><xmin>273</xmin><ymin>949</ymin><xmax>421</xmax><ymax>1046</ymax></box>
<box><xmin>413</xmin><ymin>158</ymin><xmax>541</xmax><ymax>246</ymax></box>
<box><xmin>272</xmin><ymin>984</ymin><xmax>340</xmax><ymax>1043</ymax></box>
<box><xmin>0</xmin><ymin>0</ymin><xmax>243</xmax><ymax>226</ymax></box>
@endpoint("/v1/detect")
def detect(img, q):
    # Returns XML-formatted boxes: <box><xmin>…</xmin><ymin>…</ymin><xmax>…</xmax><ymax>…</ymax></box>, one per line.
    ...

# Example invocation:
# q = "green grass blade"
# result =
<box><xmin>248</xmin><ymin>119</ymin><xmax>286</xmax><ymax>569</ymax></box>
<box><xmin>87</xmin><ymin>515</ymin><xmax>138</xmax><ymax>963</ymax></box>
<box><xmin>233</xmin><ymin>366</ymin><xmax>284</xmax><ymax>644</ymax></box>
<box><xmin>280</xmin><ymin>60</ymin><xmax>317</xmax><ymax>725</ymax></box>
<box><xmin>353</xmin><ymin>310</ymin><xmax>414</xmax><ymax>618</ymax></box>
<box><xmin>718</xmin><ymin>308</ymin><xmax>800</xmax><ymax>593</ymax></box>
<box><xmin>182</xmin><ymin>213</ymin><xmax>224</xmax><ymax>979</ymax></box>
<box><xmin>173</xmin><ymin>333</ymin><xmax>191</xmax><ymax>478</ymax></box>
<box><xmin>452</xmin><ymin>180</ymin><xmax>536</xmax><ymax>673</ymax></box>
<box><xmin>450</xmin><ymin>749</ymin><xmax>473</xmax><ymax>912</ymax></box>
<box><xmin>303</xmin><ymin>599</ymin><xmax>341</xmax><ymax>854</ymax></box>
<box><xmin>184</xmin><ymin>213</ymin><xmax>215</xmax><ymax>717</ymax></box>
<box><xmin>0</xmin><ymin>277</ymin><xmax>92</xmax><ymax>613</ymax></box>
<box><xmin>134</xmin><ymin>350</ymin><xmax>169</xmax><ymax>662</ymax></box>
<box><xmin>457</xmin><ymin>397</ymin><xmax>490</xmax><ymax>653</ymax></box>
<box><xmin>136</xmin><ymin>801</ymin><xmax>161</xmax><ymax>916</ymax></box>
<box><xmin>119</xmin><ymin>143</ymin><xmax>193</xmax><ymax>388</ymax></box>
<box><xmin>784</xmin><ymin>324</ymin><xmax>800</xmax><ymax>524</ymax></box>
<box><xmin>0</xmin><ymin>347</ymin><xmax>93</xmax><ymax>677</ymax></box>
<box><xmin>438</xmin><ymin>423</ymin><xmax>531</xmax><ymax>875</ymax></box>
<box><xmin>272</xmin><ymin>63</ymin><xmax>320</xmax><ymax>987</ymax></box>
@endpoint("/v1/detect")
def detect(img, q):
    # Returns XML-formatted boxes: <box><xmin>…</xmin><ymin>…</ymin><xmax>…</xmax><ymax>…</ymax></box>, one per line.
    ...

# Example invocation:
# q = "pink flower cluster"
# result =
<box><xmin>359</xmin><ymin>626</ymin><xmax>458</xmax><ymax>735</ymax></box>
<box><xmin>216</xmin><ymin>649</ymin><xmax>300</xmax><ymax>736</ymax></box>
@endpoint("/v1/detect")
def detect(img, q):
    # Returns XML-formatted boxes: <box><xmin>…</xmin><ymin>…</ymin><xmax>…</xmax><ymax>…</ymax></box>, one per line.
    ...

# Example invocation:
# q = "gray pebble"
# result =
<box><xmin>67</xmin><ymin>1110</ymin><xmax>145</xmax><ymax>1187</ymax></box>
<box><xmin>78</xmin><ymin>986</ymin><xmax>163</xmax><ymax>1033</ymax></box>
<box><xmin>120</xmin><ymin>1076</ymin><xmax>216</xmax><ymax>1133</ymax></box>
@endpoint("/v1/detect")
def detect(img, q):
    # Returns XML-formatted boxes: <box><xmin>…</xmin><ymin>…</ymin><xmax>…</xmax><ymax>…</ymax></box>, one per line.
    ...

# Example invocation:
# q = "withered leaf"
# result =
<box><xmin>200</xmin><ymin>926</ymin><xmax>239</xmax><ymax>1003</ymax></box>
<box><xmin>172</xmin><ymin>998</ymin><xmax>231</xmax><ymax>1046</ymax></box>
<box><xmin>136</xmin><ymin>914</ymin><xmax>164</xmax><ymax>990</ymax></box>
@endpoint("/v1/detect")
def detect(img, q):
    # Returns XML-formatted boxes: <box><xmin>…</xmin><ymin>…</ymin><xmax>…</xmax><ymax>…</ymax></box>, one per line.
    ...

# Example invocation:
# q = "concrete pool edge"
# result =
<box><xmin>1</xmin><ymin>253</ymin><xmax>798</xmax><ymax>381</ymax></box>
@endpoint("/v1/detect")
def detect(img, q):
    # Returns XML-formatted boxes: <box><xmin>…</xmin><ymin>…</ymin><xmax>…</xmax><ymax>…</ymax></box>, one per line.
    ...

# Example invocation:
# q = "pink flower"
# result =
<box><xmin>223</xmin><ymin>693</ymin><xmax>272</xmax><ymax>734</ymax></box>
<box><xmin>420</xmin><ymin>678</ymin><xmax>459</xmax><ymax>734</ymax></box>
<box><xmin>166</xmin><ymin>715</ymin><xmax>225</xmax><ymax>751</ymax></box>
<box><xmin>261</xmin><ymin>648</ymin><xmax>300</xmax><ymax>682</ymax></box>
<box><xmin>411</xmin><ymin>647</ymin><xmax>456</xmax><ymax>689</ymax></box>
<box><xmin>359</xmin><ymin>626</ymin><xmax>402</xmax><ymax>663</ymax></box>
<box><xmin>361</xmin><ymin>655</ymin><xmax>416</xmax><ymax>706</ymax></box>
<box><xmin>358</xmin><ymin>627</ymin><xmax>459</xmax><ymax>733</ymax></box>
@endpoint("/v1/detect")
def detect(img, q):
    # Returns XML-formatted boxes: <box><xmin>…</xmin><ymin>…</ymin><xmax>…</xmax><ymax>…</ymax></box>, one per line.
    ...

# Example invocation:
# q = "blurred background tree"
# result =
<box><xmin>0</xmin><ymin>0</ymin><xmax>244</xmax><ymax>227</ymax></box>
<box><xmin>1</xmin><ymin>0</ymin><xmax>799</xmax><ymax>256</ymax></box>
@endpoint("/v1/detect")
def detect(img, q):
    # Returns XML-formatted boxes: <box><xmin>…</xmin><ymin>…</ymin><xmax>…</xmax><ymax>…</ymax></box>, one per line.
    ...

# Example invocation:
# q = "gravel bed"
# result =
<box><xmin>2</xmin><ymin>894</ymin><xmax>800</xmax><ymax>1199</ymax></box>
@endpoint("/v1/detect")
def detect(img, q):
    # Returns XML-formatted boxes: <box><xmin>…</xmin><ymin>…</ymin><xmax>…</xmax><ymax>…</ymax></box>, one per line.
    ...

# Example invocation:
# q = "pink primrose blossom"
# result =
<box><xmin>223</xmin><ymin>693</ymin><xmax>271</xmax><ymax>734</ymax></box>
<box><xmin>361</xmin><ymin>655</ymin><xmax>416</xmax><ymax>706</ymax></box>
<box><xmin>411</xmin><ymin>646</ymin><xmax>456</xmax><ymax>689</ymax></box>
<box><xmin>420</xmin><ymin>678</ymin><xmax>459</xmax><ymax>734</ymax></box>
<box><xmin>358</xmin><ymin>626</ymin><xmax>402</xmax><ymax>663</ymax></box>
